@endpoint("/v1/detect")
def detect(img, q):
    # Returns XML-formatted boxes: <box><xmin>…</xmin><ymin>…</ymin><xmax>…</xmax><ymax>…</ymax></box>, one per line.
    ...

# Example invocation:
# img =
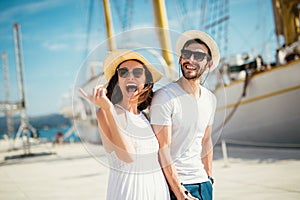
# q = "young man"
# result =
<box><xmin>150</xmin><ymin>30</ymin><xmax>220</xmax><ymax>200</ymax></box>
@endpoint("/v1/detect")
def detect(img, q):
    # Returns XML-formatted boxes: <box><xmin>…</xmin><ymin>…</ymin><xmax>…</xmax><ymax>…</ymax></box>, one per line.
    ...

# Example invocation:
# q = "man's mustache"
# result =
<box><xmin>182</xmin><ymin>61</ymin><xmax>200</xmax><ymax>69</ymax></box>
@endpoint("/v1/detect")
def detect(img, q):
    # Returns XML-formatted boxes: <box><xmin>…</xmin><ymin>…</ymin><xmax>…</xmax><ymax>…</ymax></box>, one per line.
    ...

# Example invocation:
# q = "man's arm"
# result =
<box><xmin>201</xmin><ymin>125</ymin><xmax>213</xmax><ymax>177</ymax></box>
<box><xmin>153</xmin><ymin>125</ymin><xmax>197</xmax><ymax>200</ymax></box>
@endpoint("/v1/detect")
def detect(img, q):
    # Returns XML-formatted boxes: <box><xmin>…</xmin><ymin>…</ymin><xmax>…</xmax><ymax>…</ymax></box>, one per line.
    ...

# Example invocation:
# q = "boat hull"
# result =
<box><xmin>213</xmin><ymin>60</ymin><xmax>300</xmax><ymax>147</ymax></box>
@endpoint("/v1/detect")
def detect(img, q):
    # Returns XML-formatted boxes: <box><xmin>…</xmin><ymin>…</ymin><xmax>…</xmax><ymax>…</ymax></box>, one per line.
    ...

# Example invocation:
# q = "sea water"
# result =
<box><xmin>38</xmin><ymin>126</ymin><xmax>81</xmax><ymax>142</ymax></box>
<box><xmin>0</xmin><ymin>126</ymin><xmax>81</xmax><ymax>143</ymax></box>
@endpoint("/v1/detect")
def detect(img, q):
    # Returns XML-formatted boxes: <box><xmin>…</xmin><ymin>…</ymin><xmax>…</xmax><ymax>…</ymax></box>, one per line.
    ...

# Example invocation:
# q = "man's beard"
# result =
<box><xmin>181</xmin><ymin>61</ymin><xmax>206</xmax><ymax>80</ymax></box>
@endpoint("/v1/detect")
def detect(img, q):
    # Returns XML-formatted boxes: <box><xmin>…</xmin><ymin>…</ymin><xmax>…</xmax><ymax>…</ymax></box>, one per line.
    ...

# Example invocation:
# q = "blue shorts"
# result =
<box><xmin>170</xmin><ymin>181</ymin><xmax>213</xmax><ymax>200</ymax></box>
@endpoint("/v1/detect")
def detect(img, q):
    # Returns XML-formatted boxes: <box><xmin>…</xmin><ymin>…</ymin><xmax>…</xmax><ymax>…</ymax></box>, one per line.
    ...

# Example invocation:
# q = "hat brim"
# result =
<box><xmin>103</xmin><ymin>49</ymin><xmax>163</xmax><ymax>83</ymax></box>
<box><xmin>176</xmin><ymin>30</ymin><xmax>220</xmax><ymax>71</ymax></box>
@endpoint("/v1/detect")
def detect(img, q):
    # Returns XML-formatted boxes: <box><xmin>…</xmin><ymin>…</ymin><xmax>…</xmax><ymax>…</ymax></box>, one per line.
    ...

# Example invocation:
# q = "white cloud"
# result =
<box><xmin>59</xmin><ymin>33</ymin><xmax>87</xmax><ymax>40</ymax></box>
<box><xmin>43</xmin><ymin>42</ymin><xmax>68</xmax><ymax>51</ymax></box>
<box><xmin>0</xmin><ymin>0</ymin><xmax>70</xmax><ymax>23</ymax></box>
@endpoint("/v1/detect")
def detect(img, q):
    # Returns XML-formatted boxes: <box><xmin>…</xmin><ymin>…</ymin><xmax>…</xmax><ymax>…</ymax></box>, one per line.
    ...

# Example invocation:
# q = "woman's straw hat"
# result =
<box><xmin>103</xmin><ymin>49</ymin><xmax>163</xmax><ymax>82</ymax></box>
<box><xmin>176</xmin><ymin>30</ymin><xmax>220</xmax><ymax>71</ymax></box>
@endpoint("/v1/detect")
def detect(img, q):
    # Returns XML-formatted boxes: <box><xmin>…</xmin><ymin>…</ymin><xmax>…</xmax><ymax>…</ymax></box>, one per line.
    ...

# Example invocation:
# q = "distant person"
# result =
<box><xmin>34</xmin><ymin>129</ymin><xmax>40</xmax><ymax>139</ymax></box>
<box><xmin>150</xmin><ymin>30</ymin><xmax>219</xmax><ymax>200</ymax></box>
<box><xmin>53</xmin><ymin>131</ymin><xmax>64</xmax><ymax>145</ymax></box>
<box><xmin>277</xmin><ymin>44</ymin><xmax>287</xmax><ymax>65</ymax></box>
<box><xmin>2</xmin><ymin>134</ymin><xmax>9</xmax><ymax>140</ymax></box>
<box><xmin>79</xmin><ymin>49</ymin><xmax>170</xmax><ymax>200</ymax></box>
<box><xmin>255</xmin><ymin>55</ymin><xmax>264</xmax><ymax>71</ymax></box>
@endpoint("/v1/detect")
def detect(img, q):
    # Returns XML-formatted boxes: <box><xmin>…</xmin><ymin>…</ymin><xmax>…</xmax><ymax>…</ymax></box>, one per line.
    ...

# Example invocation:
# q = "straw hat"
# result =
<box><xmin>103</xmin><ymin>49</ymin><xmax>162</xmax><ymax>82</ymax></box>
<box><xmin>176</xmin><ymin>30</ymin><xmax>220</xmax><ymax>71</ymax></box>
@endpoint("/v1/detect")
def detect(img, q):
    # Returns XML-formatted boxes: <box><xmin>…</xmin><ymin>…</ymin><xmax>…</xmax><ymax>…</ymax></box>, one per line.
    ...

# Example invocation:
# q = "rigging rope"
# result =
<box><xmin>84</xmin><ymin>0</ymin><xmax>94</xmax><ymax>57</ymax></box>
<box><xmin>112</xmin><ymin>0</ymin><xmax>133</xmax><ymax>31</ymax></box>
<box><xmin>214</xmin><ymin>66</ymin><xmax>300</xmax><ymax>148</ymax></box>
<box><xmin>214</xmin><ymin>68</ymin><xmax>252</xmax><ymax>134</ymax></box>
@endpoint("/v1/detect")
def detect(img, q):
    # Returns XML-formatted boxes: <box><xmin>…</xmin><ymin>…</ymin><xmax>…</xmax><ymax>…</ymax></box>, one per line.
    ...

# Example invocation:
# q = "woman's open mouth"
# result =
<box><xmin>126</xmin><ymin>84</ymin><xmax>137</xmax><ymax>93</ymax></box>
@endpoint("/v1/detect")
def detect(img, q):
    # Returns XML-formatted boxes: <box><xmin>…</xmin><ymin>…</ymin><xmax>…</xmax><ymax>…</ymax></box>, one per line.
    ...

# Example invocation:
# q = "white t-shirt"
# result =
<box><xmin>150</xmin><ymin>82</ymin><xmax>216</xmax><ymax>184</ymax></box>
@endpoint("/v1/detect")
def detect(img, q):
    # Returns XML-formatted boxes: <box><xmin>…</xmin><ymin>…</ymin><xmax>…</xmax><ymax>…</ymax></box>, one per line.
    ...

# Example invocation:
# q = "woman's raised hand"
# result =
<box><xmin>78</xmin><ymin>85</ymin><xmax>113</xmax><ymax>111</ymax></box>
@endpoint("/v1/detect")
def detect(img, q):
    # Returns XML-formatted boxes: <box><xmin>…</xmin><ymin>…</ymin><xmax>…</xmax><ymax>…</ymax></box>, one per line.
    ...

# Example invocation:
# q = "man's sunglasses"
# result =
<box><xmin>181</xmin><ymin>49</ymin><xmax>211</xmax><ymax>61</ymax></box>
<box><xmin>117</xmin><ymin>67</ymin><xmax>144</xmax><ymax>78</ymax></box>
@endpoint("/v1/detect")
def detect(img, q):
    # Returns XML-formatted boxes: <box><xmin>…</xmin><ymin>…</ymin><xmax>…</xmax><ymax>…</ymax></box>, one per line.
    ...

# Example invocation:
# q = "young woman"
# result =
<box><xmin>79</xmin><ymin>49</ymin><xmax>170</xmax><ymax>200</ymax></box>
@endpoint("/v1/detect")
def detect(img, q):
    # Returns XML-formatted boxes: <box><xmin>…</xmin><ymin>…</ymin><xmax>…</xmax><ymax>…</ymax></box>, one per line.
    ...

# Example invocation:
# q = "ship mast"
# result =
<box><xmin>272</xmin><ymin>0</ymin><xmax>300</xmax><ymax>46</ymax></box>
<box><xmin>13</xmin><ymin>23</ymin><xmax>37</xmax><ymax>154</ymax></box>
<box><xmin>102</xmin><ymin>0</ymin><xmax>174</xmax><ymax>77</ymax></box>
<box><xmin>103</xmin><ymin>0</ymin><xmax>116</xmax><ymax>51</ymax></box>
<box><xmin>152</xmin><ymin>0</ymin><xmax>175</xmax><ymax>77</ymax></box>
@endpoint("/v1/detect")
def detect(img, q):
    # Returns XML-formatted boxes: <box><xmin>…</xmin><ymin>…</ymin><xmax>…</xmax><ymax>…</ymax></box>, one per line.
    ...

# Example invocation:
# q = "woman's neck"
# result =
<box><xmin>117</xmin><ymin>99</ymin><xmax>139</xmax><ymax>114</ymax></box>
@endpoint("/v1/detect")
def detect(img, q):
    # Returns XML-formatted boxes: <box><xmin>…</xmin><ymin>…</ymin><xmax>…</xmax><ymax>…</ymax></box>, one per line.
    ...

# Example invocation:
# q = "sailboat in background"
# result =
<box><xmin>66</xmin><ymin>0</ymin><xmax>178</xmax><ymax>144</ymax></box>
<box><xmin>213</xmin><ymin>0</ymin><xmax>300</xmax><ymax>147</ymax></box>
<box><xmin>60</xmin><ymin>0</ymin><xmax>300</xmax><ymax>147</ymax></box>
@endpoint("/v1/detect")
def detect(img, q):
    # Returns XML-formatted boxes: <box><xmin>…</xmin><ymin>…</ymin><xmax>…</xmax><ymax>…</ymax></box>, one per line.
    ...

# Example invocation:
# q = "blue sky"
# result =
<box><xmin>0</xmin><ymin>0</ymin><xmax>277</xmax><ymax>116</ymax></box>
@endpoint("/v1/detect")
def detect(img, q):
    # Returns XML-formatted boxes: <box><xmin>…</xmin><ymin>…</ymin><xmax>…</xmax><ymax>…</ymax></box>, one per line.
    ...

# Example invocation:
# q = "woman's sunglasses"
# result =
<box><xmin>181</xmin><ymin>49</ymin><xmax>211</xmax><ymax>61</ymax></box>
<box><xmin>117</xmin><ymin>67</ymin><xmax>145</xmax><ymax>78</ymax></box>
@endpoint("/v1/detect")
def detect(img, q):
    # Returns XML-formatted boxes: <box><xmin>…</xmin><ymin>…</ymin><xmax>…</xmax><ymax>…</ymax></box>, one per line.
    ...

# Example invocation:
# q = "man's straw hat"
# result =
<box><xmin>176</xmin><ymin>30</ymin><xmax>220</xmax><ymax>71</ymax></box>
<box><xmin>103</xmin><ymin>49</ymin><xmax>162</xmax><ymax>82</ymax></box>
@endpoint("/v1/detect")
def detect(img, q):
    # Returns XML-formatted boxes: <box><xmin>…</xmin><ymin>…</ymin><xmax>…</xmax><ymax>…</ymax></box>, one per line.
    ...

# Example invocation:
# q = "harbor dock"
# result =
<box><xmin>0</xmin><ymin>142</ymin><xmax>299</xmax><ymax>200</ymax></box>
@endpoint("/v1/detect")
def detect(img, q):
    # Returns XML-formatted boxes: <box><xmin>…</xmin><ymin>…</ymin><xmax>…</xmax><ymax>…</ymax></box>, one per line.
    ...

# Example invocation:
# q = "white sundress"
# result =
<box><xmin>105</xmin><ymin>105</ymin><xmax>170</xmax><ymax>200</ymax></box>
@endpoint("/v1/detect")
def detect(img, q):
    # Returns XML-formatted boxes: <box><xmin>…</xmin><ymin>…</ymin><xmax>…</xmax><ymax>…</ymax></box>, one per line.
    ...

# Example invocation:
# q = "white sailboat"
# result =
<box><xmin>62</xmin><ymin>0</ymin><xmax>176</xmax><ymax>144</ymax></box>
<box><xmin>212</xmin><ymin>0</ymin><xmax>300</xmax><ymax>147</ymax></box>
<box><xmin>60</xmin><ymin>0</ymin><xmax>300</xmax><ymax>147</ymax></box>
<box><xmin>213</xmin><ymin>60</ymin><xmax>300</xmax><ymax>147</ymax></box>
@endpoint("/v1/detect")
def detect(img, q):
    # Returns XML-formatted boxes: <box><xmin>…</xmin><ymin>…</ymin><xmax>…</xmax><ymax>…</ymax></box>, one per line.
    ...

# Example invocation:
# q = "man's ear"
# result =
<box><xmin>208</xmin><ymin>59</ymin><xmax>213</xmax><ymax>67</ymax></box>
<box><xmin>179</xmin><ymin>56</ymin><xmax>182</xmax><ymax>64</ymax></box>
<box><xmin>205</xmin><ymin>59</ymin><xmax>213</xmax><ymax>71</ymax></box>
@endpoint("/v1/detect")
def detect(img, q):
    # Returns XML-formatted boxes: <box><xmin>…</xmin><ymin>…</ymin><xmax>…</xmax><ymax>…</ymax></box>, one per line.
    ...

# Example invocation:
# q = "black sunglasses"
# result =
<box><xmin>181</xmin><ymin>49</ymin><xmax>211</xmax><ymax>61</ymax></box>
<box><xmin>117</xmin><ymin>67</ymin><xmax>145</xmax><ymax>78</ymax></box>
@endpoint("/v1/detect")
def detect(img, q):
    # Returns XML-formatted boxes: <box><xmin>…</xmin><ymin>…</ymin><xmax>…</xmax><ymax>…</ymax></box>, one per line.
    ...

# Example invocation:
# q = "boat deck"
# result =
<box><xmin>0</xmin><ymin>142</ymin><xmax>299</xmax><ymax>200</ymax></box>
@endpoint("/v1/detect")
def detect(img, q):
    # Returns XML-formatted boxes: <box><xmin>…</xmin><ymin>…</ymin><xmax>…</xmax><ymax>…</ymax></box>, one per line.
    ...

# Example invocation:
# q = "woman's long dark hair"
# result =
<box><xmin>106</xmin><ymin>59</ymin><xmax>154</xmax><ymax>111</ymax></box>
